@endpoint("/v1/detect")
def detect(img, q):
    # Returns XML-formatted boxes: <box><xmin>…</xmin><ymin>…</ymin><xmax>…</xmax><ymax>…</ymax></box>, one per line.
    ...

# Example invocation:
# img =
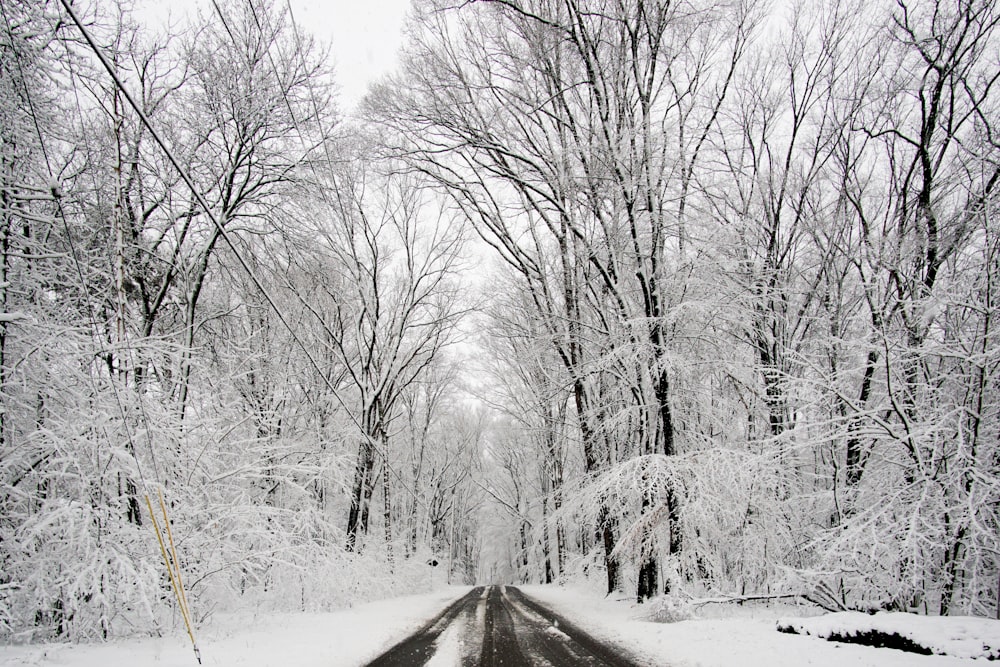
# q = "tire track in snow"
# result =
<box><xmin>366</xmin><ymin>585</ymin><xmax>644</xmax><ymax>666</ymax></box>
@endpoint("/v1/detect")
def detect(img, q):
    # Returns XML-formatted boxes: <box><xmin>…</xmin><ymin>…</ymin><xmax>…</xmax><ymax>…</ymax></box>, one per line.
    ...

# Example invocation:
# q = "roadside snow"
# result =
<box><xmin>10</xmin><ymin>584</ymin><xmax>994</xmax><ymax>667</ymax></box>
<box><xmin>0</xmin><ymin>586</ymin><xmax>471</xmax><ymax>667</ymax></box>
<box><xmin>778</xmin><ymin>611</ymin><xmax>1000</xmax><ymax>660</ymax></box>
<box><xmin>521</xmin><ymin>584</ymin><xmax>986</xmax><ymax>666</ymax></box>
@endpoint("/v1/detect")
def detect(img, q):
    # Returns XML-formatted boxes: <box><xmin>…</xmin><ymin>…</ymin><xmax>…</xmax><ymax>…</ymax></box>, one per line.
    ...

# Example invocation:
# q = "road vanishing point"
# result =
<box><xmin>366</xmin><ymin>585</ymin><xmax>645</xmax><ymax>666</ymax></box>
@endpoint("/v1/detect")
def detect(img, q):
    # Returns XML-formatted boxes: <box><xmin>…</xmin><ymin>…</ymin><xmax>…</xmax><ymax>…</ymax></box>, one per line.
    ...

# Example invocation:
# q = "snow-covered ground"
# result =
<box><xmin>778</xmin><ymin>611</ymin><xmax>1000</xmax><ymax>660</ymax></box>
<box><xmin>0</xmin><ymin>587</ymin><xmax>471</xmax><ymax>667</ymax></box>
<box><xmin>5</xmin><ymin>584</ymin><xmax>998</xmax><ymax>666</ymax></box>
<box><xmin>521</xmin><ymin>584</ymin><xmax>996</xmax><ymax>666</ymax></box>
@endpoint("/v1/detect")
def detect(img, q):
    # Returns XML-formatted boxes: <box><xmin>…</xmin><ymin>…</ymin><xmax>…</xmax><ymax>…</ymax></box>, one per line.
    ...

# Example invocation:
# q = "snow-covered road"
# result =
<box><xmin>367</xmin><ymin>585</ymin><xmax>641</xmax><ymax>666</ymax></box>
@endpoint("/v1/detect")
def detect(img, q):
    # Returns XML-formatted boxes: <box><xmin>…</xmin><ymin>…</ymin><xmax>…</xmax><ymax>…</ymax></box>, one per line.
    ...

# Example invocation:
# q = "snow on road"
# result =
<box><xmin>368</xmin><ymin>586</ymin><xmax>640</xmax><ymax>666</ymax></box>
<box><xmin>521</xmin><ymin>585</ymin><xmax>989</xmax><ymax>667</ymax></box>
<box><xmin>0</xmin><ymin>587</ymin><xmax>471</xmax><ymax>667</ymax></box>
<box><xmin>423</xmin><ymin>620</ymin><xmax>465</xmax><ymax>667</ymax></box>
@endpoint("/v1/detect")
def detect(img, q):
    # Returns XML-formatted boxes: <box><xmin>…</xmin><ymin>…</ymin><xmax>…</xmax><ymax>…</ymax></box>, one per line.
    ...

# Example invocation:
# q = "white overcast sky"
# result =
<box><xmin>140</xmin><ymin>0</ymin><xmax>412</xmax><ymax>111</ymax></box>
<box><xmin>291</xmin><ymin>0</ymin><xmax>412</xmax><ymax>110</ymax></box>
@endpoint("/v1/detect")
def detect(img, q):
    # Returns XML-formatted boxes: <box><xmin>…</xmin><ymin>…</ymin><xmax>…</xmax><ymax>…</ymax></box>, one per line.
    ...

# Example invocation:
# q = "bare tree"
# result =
<box><xmin>290</xmin><ymin>154</ymin><xmax>465</xmax><ymax>555</ymax></box>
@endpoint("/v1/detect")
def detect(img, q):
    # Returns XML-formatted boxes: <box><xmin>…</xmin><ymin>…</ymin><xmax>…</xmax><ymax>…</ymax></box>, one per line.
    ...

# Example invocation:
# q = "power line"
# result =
<box><xmin>58</xmin><ymin>0</ymin><xmax>459</xmax><ymax>552</ymax></box>
<box><xmin>56</xmin><ymin>0</ymin><xmax>367</xmax><ymax>438</ymax></box>
<box><xmin>211</xmin><ymin>0</ymin><xmax>446</xmax><ymax>513</ymax></box>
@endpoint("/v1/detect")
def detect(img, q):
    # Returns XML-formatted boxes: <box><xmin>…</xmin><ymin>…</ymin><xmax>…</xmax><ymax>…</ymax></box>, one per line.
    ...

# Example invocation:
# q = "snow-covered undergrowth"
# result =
<box><xmin>1</xmin><ymin>521</ymin><xmax>448</xmax><ymax>644</ymax></box>
<box><xmin>522</xmin><ymin>583</ymin><xmax>986</xmax><ymax>666</ymax></box>
<box><xmin>777</xmin><ymin>612</ymin><xmax>1000</xmax><ymax>660</ymax></box>
<box><xmin>194</xmin><ymin>545</ymin><xmax>449</xmax><ymax>619</ymax></box>
<box><xmin>0</xmin><ymin>586</ymin><xmax>471</xmax><ymax>667</ymax></box>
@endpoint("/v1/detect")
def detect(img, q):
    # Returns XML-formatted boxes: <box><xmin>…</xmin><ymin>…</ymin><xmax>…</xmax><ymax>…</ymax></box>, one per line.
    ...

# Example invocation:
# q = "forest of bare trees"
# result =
<box><xmin>1</xmin><ymin>0</ymin><xmax>998</xmax><ymax>644</ymax></box>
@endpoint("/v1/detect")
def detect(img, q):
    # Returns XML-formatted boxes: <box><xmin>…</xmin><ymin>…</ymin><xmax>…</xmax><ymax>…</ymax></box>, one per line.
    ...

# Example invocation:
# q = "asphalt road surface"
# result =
<box><xmin>366</xmin><ymin>585</ymin><xmax>644</xmax><ymax>666</ymax></box>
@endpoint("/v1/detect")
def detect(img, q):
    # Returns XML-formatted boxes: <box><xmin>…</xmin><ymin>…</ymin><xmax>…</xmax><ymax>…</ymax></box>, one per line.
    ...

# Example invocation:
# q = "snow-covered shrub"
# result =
<box><xmin>643</xmin><ymin>594</ymin><xmax>695</xmax><ymax>623</ymax></box>
<box><xmin>791</xmin><ymin>334</ymin><xmax>1000</xmax><ymax>617</ymax></box>
<box><xmin>0</xmin><ymin>360</ymin><xmax>167</xmax><ymax>640</ymax></box>
<box><xmin>559</xmin><ymin>447</ymin><xmax>799</xmax><ymax>600</ymax></box>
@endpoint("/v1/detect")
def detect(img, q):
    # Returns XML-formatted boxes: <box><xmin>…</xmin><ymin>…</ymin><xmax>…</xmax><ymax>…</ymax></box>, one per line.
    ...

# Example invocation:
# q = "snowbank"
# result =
<box><xmin>0</xmin><ymin>586</ymin><xmax>471</xmax><ymax>667</ymax></box>
<box><xmin>521</xmin><ymin>584</ymin><xmax>981</xmax><ymax>666</ymax></box>
<box><xmin>777</xmin><ymin>611</ymin><xmax>1000</xmax><ymax>660</ymax></box>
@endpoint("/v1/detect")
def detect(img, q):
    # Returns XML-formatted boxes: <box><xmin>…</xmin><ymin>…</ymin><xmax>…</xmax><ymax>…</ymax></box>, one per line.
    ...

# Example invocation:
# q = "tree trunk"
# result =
<box><xmin>0</xmin><ymin>196</ymin><xmax>10</xmax><ymax>451</ymax></box>
<box><xmin>519</xmin><ymin>521</ymin><xmax>530</xmax><ymax>582</ymax></box>
<box><xmin>844</xmin><ymin>347</ymin><xmax>878</xmax><ymax>488</ymax></box>
<box><xmin>346</xmin><ymin>438</ymin><xmax>375</xmax><ymax>552</ymax></box>
<box><xmin>383</xmin><ymin>452</ymin><xmax>393</xmax><ymax>567</ymax></box>
<box><xmin>542</xmin><ymin>495</ymin><xmax>553</xmax><ymax>584</ymax></box>
<box><xmin>637</xmin><ymin>330</ymin><xmax>678</xmax><ymax>602</ymax></box>
<box><xmin>637</xmin><ymin>555</ymin><xmax>658</xmax><ymax>602</ymax></box>
<box><xmin>574</xmin><ymin>378</ymin><xmax>624</xmax><ymax>593</ymax></box>
<box><xmin>599</xmin><ymin>508</ymin><xmax>621</xmax><ymax>594</ymax></box>
<box><xmin>939</xmin><ymin>518</ymin><xmax>967</xmax><ymax>615</ymax></box>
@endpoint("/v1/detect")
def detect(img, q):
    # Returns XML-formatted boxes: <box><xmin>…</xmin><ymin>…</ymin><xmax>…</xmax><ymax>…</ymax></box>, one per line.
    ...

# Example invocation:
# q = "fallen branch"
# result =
<box><xmin>687</xmin><ymin>593</ymin><xmax>812</xmax><ymax>608</ymax></box>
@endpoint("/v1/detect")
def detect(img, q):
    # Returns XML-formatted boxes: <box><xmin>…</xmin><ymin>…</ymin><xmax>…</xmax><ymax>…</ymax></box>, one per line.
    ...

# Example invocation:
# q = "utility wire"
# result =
<box><xmin>60</xmin><ymin>0</ymin><xmax>452</xmax><ymax>558</ymax></box>
<box><xmin>56</xmin><ymin>0</ymin><xmax>369</xmax><ymax>440</ymax></box>
<box><xmin>212</xmin><ymin>0</ymin><xmax>444</xmax><ymax>513</ymax></box>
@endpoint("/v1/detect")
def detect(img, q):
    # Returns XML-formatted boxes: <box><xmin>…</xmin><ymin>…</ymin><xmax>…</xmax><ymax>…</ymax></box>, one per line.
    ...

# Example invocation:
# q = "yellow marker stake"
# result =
<box><xmin>146</xmin><ymin>494</ymin><xmax>201</xmax><ymax>664</ymax></box>
<box><xmin>160</xmin><ymin>490</ymin><xmax>194</xmax><ymax>629</ymax></box>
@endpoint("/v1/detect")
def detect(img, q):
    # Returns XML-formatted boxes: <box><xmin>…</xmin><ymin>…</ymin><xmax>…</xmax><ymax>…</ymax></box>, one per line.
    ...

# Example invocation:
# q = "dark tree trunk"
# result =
<box><xmin>346</xmin><ymin>439</ymin><xmax>375</xmax><ymax>551</ymax></box>
<box><xmin>542</xmin><ymin>496</ymin><xmax>553</xmax><ymax>583</ymax></box>
<box><xmin>599</xmin><ymin>508</ymin><xmax>620</xmax><ymax>595</ymax></box>
<box><xmin>844</xmin><ymin>347</ymin><xmax>878</xmax><ymax>488</ymax></box>
<box><xmin>383</xmin><ymin>456</ymin><xmax>393</xmax><ymax>566</ymax></box>
<box><xmin>0</xmin><ymin>198</ymin><xmax>9</xmax><ymax>451</ymax></box>
<box><xmin>519</xmin><ymin>521</ymin><xmax>529</xmax><ymax>582</ymax></box>
<box><xmin>637</xmin><ymin>338</ymin><xmax>678</xmax><ymax>603</ymax></box>
<box><xmin>637</xmin><ymin>556</ymin><xmax>658</xmax><ymax>603</ymax></box>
